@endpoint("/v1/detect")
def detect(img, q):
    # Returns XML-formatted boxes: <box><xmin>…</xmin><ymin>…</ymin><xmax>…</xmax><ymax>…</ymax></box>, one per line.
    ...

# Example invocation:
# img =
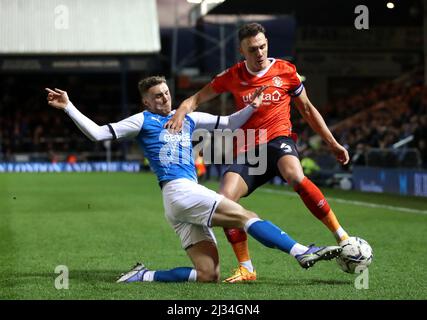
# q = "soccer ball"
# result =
<box><xmin>336</xmin><ymin>237</ymin><xmax>373</xmax><ymax>274</ymax></box>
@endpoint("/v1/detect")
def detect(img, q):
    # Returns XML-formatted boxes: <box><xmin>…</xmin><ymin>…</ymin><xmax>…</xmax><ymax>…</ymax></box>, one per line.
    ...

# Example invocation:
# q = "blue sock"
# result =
<box><xmin>247</xmin><ymin>220</ymin><xmax>297</xmax><ymax>253</ymax></box>
<box><xmin>153</xmin><ymin>267</ymin><xmax>195</xmax><ymax>282</ymax></box>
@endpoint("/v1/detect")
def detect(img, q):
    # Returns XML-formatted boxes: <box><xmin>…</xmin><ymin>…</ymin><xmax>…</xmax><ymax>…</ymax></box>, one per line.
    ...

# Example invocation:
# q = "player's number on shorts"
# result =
<box><xmin>280</xmin><ymin>143</ymin><xmax>292</xmax><ymax>153</ymax></box>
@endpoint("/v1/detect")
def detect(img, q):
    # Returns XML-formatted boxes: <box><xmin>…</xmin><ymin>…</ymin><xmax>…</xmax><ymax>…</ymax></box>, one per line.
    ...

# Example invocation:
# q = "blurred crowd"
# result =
<box><xmin>0</xmin><ymin>74</ymin><xmax>138</xmax><ymax>162</ymax></box>
<box><xmin>1</xmin><ymin>72</ymin><xmax>426</xmax><ymax>169</ymax></box>
<box><xmin>292</xmin><ymin>74</ymin><xmax>427</xmax><ymax>169</ymax></box>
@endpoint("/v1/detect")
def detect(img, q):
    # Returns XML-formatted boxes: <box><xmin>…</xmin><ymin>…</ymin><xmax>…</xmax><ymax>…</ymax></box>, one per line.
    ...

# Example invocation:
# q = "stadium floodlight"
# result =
<box><xmin>188</xmin><ymin>0</ymin><xmax>226</xmax><ymax>23</ymax></box>
<box><xmin>386</xmin><ymin>2</ymin><xmax>395</xmax><ymax>9</ymax></box>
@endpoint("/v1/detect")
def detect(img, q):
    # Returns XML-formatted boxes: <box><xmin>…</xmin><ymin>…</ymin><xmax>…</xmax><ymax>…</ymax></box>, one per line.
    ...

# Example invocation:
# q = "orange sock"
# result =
<box><xmin>293</xmin><ymin>177</ymin><xmax>330</xmax><ymax>220</ymax></box>
<box><xmin>231</xmin><ymin>240</ymin><xmax>251</xmax><ymax>263</ymax></box>
<box><xmin>294</xmin><ymin>178</ymin><xmax>349</xmax><ymax>243</ymax></box>
<box><xmin>321</xmin><ymin>210</ymin><xmax>349</xmax><ymax>243</ymax></box>
<box><xmin>321</xmin><ymin>210</ymin><xmax>340</xmax><ymax>232</ymax></box>
<box><xmin>223</xmin><ymin>228</ymin><xmax>253</xmax><ymax>269</ymax></box>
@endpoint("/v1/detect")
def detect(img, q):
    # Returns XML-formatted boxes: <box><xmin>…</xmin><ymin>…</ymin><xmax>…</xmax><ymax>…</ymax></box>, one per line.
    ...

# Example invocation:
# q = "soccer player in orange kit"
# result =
<box><xmin>165</xmin><ymin>22</ymin><xmax>350</xmax><ymax>283</ymax></box>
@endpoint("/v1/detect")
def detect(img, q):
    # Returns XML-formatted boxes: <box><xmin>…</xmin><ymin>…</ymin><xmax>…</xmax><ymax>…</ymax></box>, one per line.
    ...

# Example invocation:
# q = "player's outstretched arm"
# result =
<box><xmin>164</xmin><ymin>84</ymin><xmax>218</xmax><ymax>131</ymax></box>
<box><xmin>193</xmin><ymin>86</ymin><xmax>265</xmax><ymax>131</ymax></box>
<box><xmin>220</xmin><ymin>85</ymin><xmax>264</xmax><ymax>130</ymax></box>
<box><xmin>45</xmin><ymin>88</ymin><xmax>114</xmax><ymax>142</ymax></box>
<box><xmin>293</xmin><ymin>88</ymin><xmax>349</xmax><ymax>165</ymax></box>
<box><xmin>46</xmin><ymin>88</ymin><xmax>69</xmax><ymax>110</ymax></box>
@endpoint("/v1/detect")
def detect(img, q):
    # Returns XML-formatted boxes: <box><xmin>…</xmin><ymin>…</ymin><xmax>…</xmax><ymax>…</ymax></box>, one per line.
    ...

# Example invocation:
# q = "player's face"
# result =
<box><xmin>143</xmin><ymin>83</ymin><xmax>172</xmax><ymax>116</ymax></box>
<box><xmin>240</xmin><ymin>32</ymin><xmax>269</xmax><ymax>72</ymax></box>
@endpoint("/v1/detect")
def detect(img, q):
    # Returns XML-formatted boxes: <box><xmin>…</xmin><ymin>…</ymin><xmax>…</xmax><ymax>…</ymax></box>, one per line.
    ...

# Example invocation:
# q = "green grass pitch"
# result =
<box><xmin>1</xmin><ymin>172</ymin><xmax>426</xmax><ymax>300</ymax></box>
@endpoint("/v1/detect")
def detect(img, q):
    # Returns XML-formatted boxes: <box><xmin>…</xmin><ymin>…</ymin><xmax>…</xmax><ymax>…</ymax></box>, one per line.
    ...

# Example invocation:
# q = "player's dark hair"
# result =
<box><xmin>238</xmin><ymin>23</ymin><xmax>266</xmax><ymax>42</ymax></box>
<box><xmin>138</xmin><ymin>76</ymin><xmax>166</xmax><ymax>97</ymax></box>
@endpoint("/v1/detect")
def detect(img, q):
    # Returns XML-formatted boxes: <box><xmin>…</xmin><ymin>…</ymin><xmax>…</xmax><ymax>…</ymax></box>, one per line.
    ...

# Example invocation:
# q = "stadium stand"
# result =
<box><xmin>1</xmin><ymin>69</ymin><xmax>426</xmax><ymax>172</ymax></box>
<box><xmin>291</xmin><ymin>68</ymin><xmax>427</xmax><ymax>171</ymax></box>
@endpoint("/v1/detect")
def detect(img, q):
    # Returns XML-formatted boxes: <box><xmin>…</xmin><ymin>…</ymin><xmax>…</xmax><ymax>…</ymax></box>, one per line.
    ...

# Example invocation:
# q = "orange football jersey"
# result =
<box><xmin>210</xmin><ymin>58</ymin><xmax>303</xmax><ymax>151</ymax></box>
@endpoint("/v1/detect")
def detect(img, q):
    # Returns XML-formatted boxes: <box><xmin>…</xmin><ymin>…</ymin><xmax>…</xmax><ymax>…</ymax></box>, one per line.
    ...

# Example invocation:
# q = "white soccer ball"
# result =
<box><xmin>336</xmin><ymin>237</ymin><xmax>373</xmax><ymax>274</ymax></box>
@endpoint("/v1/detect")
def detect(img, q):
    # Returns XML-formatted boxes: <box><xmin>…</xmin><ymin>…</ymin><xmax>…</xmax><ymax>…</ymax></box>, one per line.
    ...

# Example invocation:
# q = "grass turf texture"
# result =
<box><xmin>1</xmin><ymin>172</ymin><xmax>426</xmax><ymax>300</ymax></box>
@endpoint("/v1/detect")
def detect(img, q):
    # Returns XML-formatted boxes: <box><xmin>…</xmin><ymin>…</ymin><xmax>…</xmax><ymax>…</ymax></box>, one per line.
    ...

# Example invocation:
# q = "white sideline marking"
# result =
<box><xmin>259</xmin><ymin>188</ymin><xmax>427</xmax><ymax>215</ymax></box>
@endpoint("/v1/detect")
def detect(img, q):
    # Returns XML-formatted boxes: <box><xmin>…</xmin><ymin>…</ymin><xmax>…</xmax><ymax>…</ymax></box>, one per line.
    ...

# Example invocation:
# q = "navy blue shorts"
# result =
<box><xmin>224</xmin><ymin>136</ymin><xmax>299</xmax><ymax>196</ymax></box>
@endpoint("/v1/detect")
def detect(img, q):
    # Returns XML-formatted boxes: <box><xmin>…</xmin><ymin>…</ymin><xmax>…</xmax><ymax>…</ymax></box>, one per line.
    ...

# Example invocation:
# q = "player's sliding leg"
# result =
<box><xmin>117</xmin><ymin>241</ymin><xmax>219</xmax><ymax>283</ymax></box>
<box><xmin>220</xmin><ymin>173</ymin><xmax>256</xmax><ymax>283</ymax></box>
<box><xmin>117</xmin><ymin>197</ymin><xmax>342</xmax><ymax>284</ymax></box>
<box><xmin>212</xmin><ymin>197</ymin><xmax>342</xmax><ymax>270</ymax></box>
<box><xmin>116</xmin><ymin>263</ymin><xmax>197</xmax><ymax>283</ymax></box>
<box><xmin>277</xmin><ymin>155</ymin><xmax>350</xmax><ymax>243</ymax></box>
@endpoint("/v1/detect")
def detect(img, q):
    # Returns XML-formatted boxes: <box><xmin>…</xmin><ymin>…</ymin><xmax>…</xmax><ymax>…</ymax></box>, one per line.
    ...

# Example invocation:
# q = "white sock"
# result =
<box><xmin>335</xmin><ymin>227</ymin><xmax>349</xmax><ymax>242</ymax></box>
<box><xmin>240</xmin><ymin>260</ymin><xmax>254</xmax><ymax>273</ymax></box>
<box><xmin>243</xmin><ymin>217</ymin><xmax>262</xmax><ymax>232</ymax></box>
<box><xmin>289</xmin><ymin>243</ymin><xmax>309</xmax><ymax>257</ymax></box>
<box><xmin>142</xmin><ymin>270</ymin><xmax>155</xmax><ymax>282</ymax></box>
<box><xmin>188</xmin><ymin>269</ymin><xmax>197</xmax><ymax>282</ymax></box>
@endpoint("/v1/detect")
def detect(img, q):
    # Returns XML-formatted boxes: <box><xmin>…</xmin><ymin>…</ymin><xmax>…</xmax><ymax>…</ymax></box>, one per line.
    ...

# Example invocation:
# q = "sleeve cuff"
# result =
<box><xmin>64</xmin><ymin>101</ymin><xmax>75</xmax><ymax>114</ymax></box>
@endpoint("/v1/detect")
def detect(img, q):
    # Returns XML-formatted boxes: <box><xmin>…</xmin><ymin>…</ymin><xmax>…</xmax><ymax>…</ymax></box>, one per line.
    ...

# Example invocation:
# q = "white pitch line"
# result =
<box><xmin>259</xmin><ymin>188</ymin><xmax>427</xmax><ymax>215</ymax></box>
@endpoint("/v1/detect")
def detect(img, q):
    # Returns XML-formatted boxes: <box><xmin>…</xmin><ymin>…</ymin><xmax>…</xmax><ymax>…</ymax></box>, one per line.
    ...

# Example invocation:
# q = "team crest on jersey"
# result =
<box><xmin>272</xmin><ymin>76</ymin><xmax>283</xmax><ymax>87</ymax></box>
